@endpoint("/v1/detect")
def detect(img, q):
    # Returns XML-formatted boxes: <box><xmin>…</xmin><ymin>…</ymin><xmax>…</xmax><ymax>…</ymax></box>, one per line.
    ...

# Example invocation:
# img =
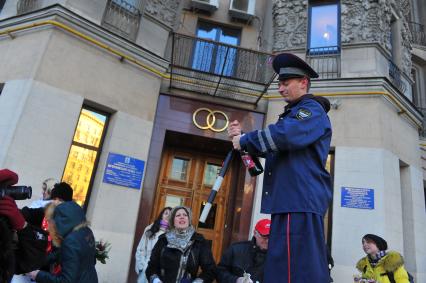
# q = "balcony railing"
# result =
<box><xmin>409</xmin><ymin>21</ymin><xmax>426</xmax><ymax>46</ymax></box>
<box><xmin>102</xmin><ymin>0</ymin><xmax>141</xmax><ymax>41</ymax></box>
<box><xmin>388</xmin><ymin>60</ymin><xmax>406</xmax><ymax>93</ymax></box>
<box><xmin>17</xmin><ymin>0</ymin><xmax>40</xmax><ymax>15</ymax></box>
<box><xmin>306</xmin><ymin>47</ymin><xmax>341</xmax><ymax>79</ymax></box>
<box><xmin>170</xmin><ymin>33</ymin><xmax>275</xmax><ymax>105</ymax></box>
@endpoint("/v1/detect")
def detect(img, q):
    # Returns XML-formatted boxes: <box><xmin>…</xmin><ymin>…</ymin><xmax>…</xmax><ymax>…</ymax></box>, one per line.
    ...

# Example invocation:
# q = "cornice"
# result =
<box><xmin>0</xmin><ymin>4</ymin><xmax>169</xmax><ymax>73</ymax></box>
<box><xmin>267</xmin><ymin>77</ymin><xmax>423</xmax><ymax>128</ymax></box>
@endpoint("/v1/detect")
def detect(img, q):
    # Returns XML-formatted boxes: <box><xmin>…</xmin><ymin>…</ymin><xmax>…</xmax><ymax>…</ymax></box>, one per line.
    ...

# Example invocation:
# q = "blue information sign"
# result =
<box><xmin>103</xmin><ymin>152</ymin><xmax>145</xmax><ymax>189</ymax></box>
<box><xmin>341</xmin><ymin>187</ymin><xmax>374</xmax><ymax>210</ymax></box>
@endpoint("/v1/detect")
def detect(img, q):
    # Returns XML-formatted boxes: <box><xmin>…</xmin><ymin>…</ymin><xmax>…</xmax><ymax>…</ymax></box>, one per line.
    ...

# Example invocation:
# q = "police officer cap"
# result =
<box><xmin>273</xmin><ymin>53</ymin><xmax>319</xmax><ymax>80</ymax></box>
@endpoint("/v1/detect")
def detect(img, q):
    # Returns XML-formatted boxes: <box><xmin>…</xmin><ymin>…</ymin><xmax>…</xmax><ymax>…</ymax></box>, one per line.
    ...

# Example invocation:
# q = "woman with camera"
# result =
<box><xmin>0</xmin><ymin>169</ymin><xmax>48</xmax><ymax>283</ymax></box>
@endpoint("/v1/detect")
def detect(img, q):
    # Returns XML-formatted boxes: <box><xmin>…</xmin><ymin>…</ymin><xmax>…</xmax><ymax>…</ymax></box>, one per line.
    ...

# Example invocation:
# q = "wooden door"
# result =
<box><xmin>152</xmin><ymin>147</ymin><xmax>232</xmax><ymax>261</ymax></box>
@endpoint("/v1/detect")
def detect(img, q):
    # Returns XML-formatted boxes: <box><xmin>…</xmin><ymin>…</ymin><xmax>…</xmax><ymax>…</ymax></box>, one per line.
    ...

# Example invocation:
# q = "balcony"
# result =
<box><xmin>101</xmin><ymin>0</ymin><xmax>141</xmax><ymax>41</ymax></box>
<box><xmin>17</xmin><ymin>0</ymin><xmax>40</xmax><ymax>15</ymax></box>
<box><xmin>170</xmin><ymin>33</ymin><xmax>275</xmax><ymax>105</ymax></box>
<box><xmin>306</xmin><ymin>47</ymin><xmax>341</xmax><ymax>79</ymax></box>
<box><xmin>409</xmin><ymin>21</ymin><xmax>426</xmax><ymax>47</ymax></box>
<box><xmin>388</xmin><ymin>60</ymin><xmax>406</xmax><ymax>93</ymax></box>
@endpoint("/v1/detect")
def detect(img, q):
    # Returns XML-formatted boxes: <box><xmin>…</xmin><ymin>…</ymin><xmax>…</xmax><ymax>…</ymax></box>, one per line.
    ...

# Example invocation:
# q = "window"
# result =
<box><xmin>203</xmin><ymin>163</ymin><xmax>221</xmax><ymax>186</ymax></box>
<box><xmin>62</xmin><ymin>107</ymin><xmax>109</xmax><ymax>207</ymax></box>
<box><xmin>170</xmin><ymin>157</ymin><xmax>190</xmax><ymax>181</ymax></box>
<box><xmin>308</xmin><ymin>1</ymin><xmax>340</xmax><ymax>53</ymax></box>
<box><xmin>198</xmin><ymin>202</ymin><xmax>217</xmax><ymax>229</ymax></box>
<box><xmin>192</xmin><ymin>21</ymin><xmax>240</xmax><ymax>76</ymax></box>
<box><xmin>165</xmin><ymin>195</ymin><xmax>185</xmax><ymax>208</ymax></box>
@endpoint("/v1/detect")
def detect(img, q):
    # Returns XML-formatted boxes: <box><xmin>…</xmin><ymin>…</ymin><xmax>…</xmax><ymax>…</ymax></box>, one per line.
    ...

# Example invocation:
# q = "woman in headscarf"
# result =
<box><xmin>135</xmin><ymin>207</ymin><xmax>172</xmax><ymax>283</ymax></box>
<box><xmin>146</xmin><ymin>206</ymin><xmax>216</xmax><ymax>283</ymax></box>
<box><xmin>355</xmin><ymin>234</ymin><xmax>410</xmax><ymax>283</ymax></box>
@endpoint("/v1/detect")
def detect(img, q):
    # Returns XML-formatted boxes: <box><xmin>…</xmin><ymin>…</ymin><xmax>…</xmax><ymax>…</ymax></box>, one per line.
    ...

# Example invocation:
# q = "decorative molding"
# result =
<box><xmin>272</xmin><ymin>0</ymin><xmax>413</xmax><ymax>76</ymax></box>
<box><xmin>272</xmin><ymin>0</ymin><xmax>307</xmax><ymax>51</ymax></box>
<box><xmin>341</xmin><ymin>0</ymin><xmax>412</xmax><ymax>75</ymax></box>
<box><xmin>145</xmin><ymin>0</ymin><xmax>180</xmax><ymax>28</ymax></box>
<box><xmin>341</xmin><ymin>0</ymin><xmax>392</xmax><ymax>50</ymax></box>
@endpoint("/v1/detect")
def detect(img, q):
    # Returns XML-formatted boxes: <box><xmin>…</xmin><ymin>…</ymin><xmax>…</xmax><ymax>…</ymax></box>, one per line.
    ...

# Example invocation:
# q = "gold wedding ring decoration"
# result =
<box><xmin>193</xmin><ymin>108</ymin><xmax>229</xmax><ymax>132</ymax></box>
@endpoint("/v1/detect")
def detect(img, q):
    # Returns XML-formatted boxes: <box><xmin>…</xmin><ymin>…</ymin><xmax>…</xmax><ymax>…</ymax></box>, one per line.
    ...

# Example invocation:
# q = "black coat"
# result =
<box><xmin>217</xmin><ymin>238</ymin><xmax>267</xmax><ymax>283</ymax></box>
<box><xmin>0</xmin><ymin>217</ymin><xmax>48</xmax><ymax>283</ymax></box>
<box><xmin>146</xmin><ymin>232</ymin><xmax>216</xmax><ymax>283</ymax></box>
<box><xmin>21</xmin><ymin>206</ymin><xmax>45</xmax><ymax>228</ymax></box>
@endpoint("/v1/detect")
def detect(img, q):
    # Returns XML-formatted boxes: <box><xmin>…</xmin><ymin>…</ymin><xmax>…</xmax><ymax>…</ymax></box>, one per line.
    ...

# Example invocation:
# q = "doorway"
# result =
<box><xmin>152</xmin><ymin>144</ymin><xmax>233</xmax><ymax>261</ymax></box>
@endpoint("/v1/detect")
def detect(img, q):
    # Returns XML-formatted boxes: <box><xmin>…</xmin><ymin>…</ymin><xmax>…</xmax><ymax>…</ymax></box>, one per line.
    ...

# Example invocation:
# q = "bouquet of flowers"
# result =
<box><xmin>353</xmin><ymin>275</ymin><xmax>377</xmax><ymax>283</ymax></box>
<box><xmin>95</xmin><ymin>239</ymin><xmax>111</xmax><ymax>264</ymax></box>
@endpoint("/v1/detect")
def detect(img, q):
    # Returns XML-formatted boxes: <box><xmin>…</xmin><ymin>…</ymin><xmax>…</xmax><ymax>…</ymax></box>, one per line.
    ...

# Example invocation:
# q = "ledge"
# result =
<box><xmin>267</xmin><ymin>77</ymin><xmax>423</xmax><ymax>128</ymax></box>
<box><xmin>0</xmin><ymin>4</ymin><xmax>170</xmax><ymax>77</ymax></box>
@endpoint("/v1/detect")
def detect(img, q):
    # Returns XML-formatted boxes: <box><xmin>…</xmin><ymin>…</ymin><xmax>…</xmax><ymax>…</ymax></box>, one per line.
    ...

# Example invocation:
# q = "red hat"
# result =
<box><xmin>0</xmin><ymin>169</ymin><xmax>18</xmax><ymax>186</ymax></box>
<box><xmin>255</xmin><ymin>219</ymin><xmax>271</xmax><ymax>236</ymax></box>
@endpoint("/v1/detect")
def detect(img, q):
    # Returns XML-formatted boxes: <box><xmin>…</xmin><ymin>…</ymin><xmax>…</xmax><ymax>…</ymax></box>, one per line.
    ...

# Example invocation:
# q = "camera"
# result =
<box><xmin>0</xmin><ymin>185</ymin><xmax>32</xmax><ymax>200</ymax></box>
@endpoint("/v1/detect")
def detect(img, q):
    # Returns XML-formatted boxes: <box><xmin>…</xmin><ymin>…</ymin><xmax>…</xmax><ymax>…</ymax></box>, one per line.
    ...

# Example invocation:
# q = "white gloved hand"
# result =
<box><xmin>153</xmin><ymin>278</ymin><xmax>163</xmax><ymax>283</ymax></box>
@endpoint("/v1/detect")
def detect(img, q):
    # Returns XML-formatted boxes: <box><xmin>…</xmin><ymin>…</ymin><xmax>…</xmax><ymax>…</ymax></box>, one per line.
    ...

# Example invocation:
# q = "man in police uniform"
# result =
<box><xmin>228</xmin><ymin>53</ymin><xmax>332</xmax><ymax>283</ymax></box>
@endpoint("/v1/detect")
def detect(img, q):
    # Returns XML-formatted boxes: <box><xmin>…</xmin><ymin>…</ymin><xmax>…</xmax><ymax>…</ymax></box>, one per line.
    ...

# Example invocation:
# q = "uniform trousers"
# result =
<box><xmin>263</xmin><ymin>213</ymin><xmax>329</xmax><ymax>283</ymax></box>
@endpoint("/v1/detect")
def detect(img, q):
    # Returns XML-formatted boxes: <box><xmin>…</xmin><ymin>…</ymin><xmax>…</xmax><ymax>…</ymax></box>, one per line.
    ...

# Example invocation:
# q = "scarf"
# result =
<box><xmin>368</xmin><ymin>250</ymin><xmax>387</xmax><ymax>267</ymax></box>
<box><xmin>159</xmin><ymin>219</ymin><xmax>169</xmax><ymax>230</ymax></box>
<box><xmin>166</xmin><ymin>226</ymin><xmax>195</xmax><ymax>253</ymax></box>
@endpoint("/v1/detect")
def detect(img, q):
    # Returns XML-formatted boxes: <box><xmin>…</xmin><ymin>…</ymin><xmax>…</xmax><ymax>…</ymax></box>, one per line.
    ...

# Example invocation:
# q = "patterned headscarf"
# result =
<box><xmin>166</xmin><ymin>206</ymin><xmax>195</xmax><ymax>252</ymax></box>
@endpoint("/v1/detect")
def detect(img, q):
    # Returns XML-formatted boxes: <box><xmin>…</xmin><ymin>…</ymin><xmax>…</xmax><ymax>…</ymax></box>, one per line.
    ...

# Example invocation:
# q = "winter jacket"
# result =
<box><xmin>135</xmin><ymin>224</ymin><xmax>166</xmax><ymax>283</ymax></box>
<box><xmin>356</xmin><ymin>251</ymin><xmax>410</xmax><ymax>283</ymax></box>
<box><xmin>0</xmin><ymin>217</ymin><xmax>48</xmax><ymax>283</ymax></box>
<box><xmin>239</xmin><ymin>94</ymin><xmax>332</xmax><ymax>215</ymax></box>
<box><xmin>146</xmin><ymin>232</ymin><xmax>216</xmax><ymax>283</ymax></box>
<box><xmin>35</xmin><ymin>202</ymin><xmax>98</xmax><ymax>283</ymax></box>
<box><xmin>217</xmin><ymin>238</ymin><xmax>266</xmax><ymax>283</ymax></box>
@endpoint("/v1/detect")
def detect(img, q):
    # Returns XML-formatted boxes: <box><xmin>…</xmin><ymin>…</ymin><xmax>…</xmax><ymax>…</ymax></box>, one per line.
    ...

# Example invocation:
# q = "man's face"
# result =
<box><xmin>277</xmin><ymin>77</ymin><xmax>308</xmax><ymax>103</ymax></box>
<box><xmin>254</xmin><ymin>229</ymin><xmax>269</xmax><ymax>251</ymax></box>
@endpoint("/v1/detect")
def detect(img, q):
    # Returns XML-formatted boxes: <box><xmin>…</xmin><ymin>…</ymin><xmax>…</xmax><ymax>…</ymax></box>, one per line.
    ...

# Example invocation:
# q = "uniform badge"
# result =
<box><xmin>296</xmin><ymin>108</ymin><xmax>312</xmax><ymax>120</ymax></box>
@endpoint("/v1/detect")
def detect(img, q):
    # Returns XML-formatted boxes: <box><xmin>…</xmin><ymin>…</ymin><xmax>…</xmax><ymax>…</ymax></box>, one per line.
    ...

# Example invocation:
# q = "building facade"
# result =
<box><xmin>0</xmin><ymin>0</ymin><xmax>425</xmax><ymax>282</ymax></box>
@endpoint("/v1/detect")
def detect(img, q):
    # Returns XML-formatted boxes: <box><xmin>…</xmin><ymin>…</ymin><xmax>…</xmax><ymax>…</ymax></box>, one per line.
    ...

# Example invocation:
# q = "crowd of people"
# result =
<box><xmin>0</xmin><ymin>169</ymin><xmax>97</xmax><ymax>283</ymax></box>
<box><xmin>0</xmin><ymin>53</ymin><xmax>415</xmax><ymax>283</ymax></box>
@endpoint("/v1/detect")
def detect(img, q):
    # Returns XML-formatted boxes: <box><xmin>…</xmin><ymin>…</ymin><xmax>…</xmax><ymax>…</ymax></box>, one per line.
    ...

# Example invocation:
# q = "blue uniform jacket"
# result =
<box><xmin>240</xmin><ymin>94</ymin><xmax>332</xmax><ymax>215</ymax></box>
